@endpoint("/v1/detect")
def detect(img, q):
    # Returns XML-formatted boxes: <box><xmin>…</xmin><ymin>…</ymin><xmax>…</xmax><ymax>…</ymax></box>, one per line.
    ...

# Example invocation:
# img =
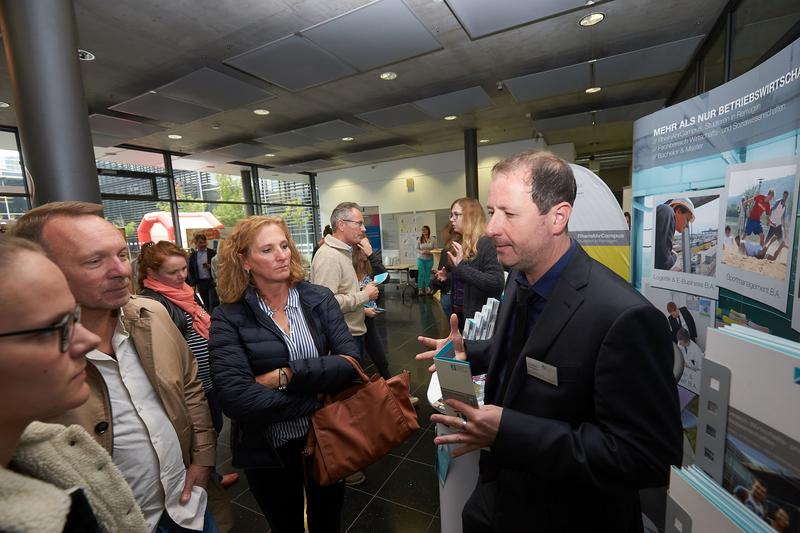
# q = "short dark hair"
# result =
<box><xmin>676</xmin><ymin>328</ymin><xmax>690</xmax><ymax>343</ymax></box>
<box><xmin>491</xmin><ymin>150</ymin><xmax>576</xmax><ymax>213</ymax></box>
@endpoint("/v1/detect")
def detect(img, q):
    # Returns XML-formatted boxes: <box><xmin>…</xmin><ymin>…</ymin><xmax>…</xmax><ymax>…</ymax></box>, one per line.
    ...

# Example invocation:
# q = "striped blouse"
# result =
<box><xmin>257</xmin><ymin>287</ymin><xmax>319</xmax><ymax>448</ymax></box>
<box><xmin>182</xmin><ymin>311</ymin><xmax>213</xmax><ymax>393</ymax></box>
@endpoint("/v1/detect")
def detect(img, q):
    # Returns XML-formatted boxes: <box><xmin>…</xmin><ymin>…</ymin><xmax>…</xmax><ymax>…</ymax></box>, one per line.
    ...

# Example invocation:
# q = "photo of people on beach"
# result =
<box><xmin>717</xmin><ymin>158</ymin><xmax>800</xmax><ymax>313</ymax></box>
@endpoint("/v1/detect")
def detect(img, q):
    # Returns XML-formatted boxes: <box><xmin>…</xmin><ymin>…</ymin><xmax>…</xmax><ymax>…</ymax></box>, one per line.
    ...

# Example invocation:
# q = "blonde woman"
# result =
<box><xmin>209</xmin><ymin>216</ymin><xmax>359</xmax><ymax>533</ymax></box>
<box><xmin>435</xmin><ymin>197</ymin><xmax>504</xmax><ymax>329</ymax></box>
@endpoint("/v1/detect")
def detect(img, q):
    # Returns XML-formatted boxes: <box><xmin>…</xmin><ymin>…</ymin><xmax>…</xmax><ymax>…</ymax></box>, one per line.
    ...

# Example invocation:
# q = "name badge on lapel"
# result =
<box><xmin>525</xmin><ymin>357</ymin><xmax>558</xmax><ymax>386</ymax></box>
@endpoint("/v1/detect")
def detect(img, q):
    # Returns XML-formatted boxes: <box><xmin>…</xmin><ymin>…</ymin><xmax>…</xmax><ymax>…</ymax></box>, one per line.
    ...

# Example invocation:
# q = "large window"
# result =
<box><xmin>258</xmin><ymin>169</ymin><xmax>317</xmax><ymax>263</ymax></box>
<box><xmin>668</xmin><ymin>0</ymin><xmax>800</xmax><ymax>105</ymax></box>
<box><xmin>2</xmin><ymin>140</ymin><xmax>321</xmax><ymax>267</ymax></box>
<box><xmin>0</xmin><ymin>129</ymin><xmax>28</xmax><ymax>221</ymax></box>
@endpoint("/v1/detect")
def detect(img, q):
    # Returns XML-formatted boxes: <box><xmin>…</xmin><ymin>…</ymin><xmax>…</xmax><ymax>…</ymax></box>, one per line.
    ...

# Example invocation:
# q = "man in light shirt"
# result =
<box><xmin>14</xmin><ymin>202</ymin><xmax>231</xmax><ymax>532</ymax></box>
<box><xmin>765</xmin><ymin>190</ymin><xmax>789</xmax><ymax>249</ymax></box>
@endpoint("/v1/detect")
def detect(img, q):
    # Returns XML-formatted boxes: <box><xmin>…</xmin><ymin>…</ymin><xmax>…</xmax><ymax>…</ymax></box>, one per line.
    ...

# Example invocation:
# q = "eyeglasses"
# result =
<box><xmin>0</xmin><ymin>304</ymin><xmax>81</xmax><ymax>352</ymax></box>
<box><xmin>342</xmin><ymin>219</ymin><xmax>366</xmax><ymax>228</ymax></box>
<box><xmin>449</xmin><ymin>212</ymin><xmax>463</xmax><ymax>220</ymax></box>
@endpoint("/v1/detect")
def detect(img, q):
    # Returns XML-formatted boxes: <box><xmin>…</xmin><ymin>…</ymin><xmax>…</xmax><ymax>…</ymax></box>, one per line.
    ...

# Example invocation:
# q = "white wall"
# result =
<box><xmin>316</xmin><ymin>139</ymin><xmax>575</xmax><ymax>227</ymax></box>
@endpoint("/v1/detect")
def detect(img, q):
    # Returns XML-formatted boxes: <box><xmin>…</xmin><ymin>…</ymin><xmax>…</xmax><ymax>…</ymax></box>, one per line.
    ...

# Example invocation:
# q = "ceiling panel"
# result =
<box><xmin>444</xmin><ymin>0</ymin><xmax>601</xmax><ymax>39</ymax></box>
<box><xmin>303</xmin><ymin>0</ymin><xmax>441</xmax><ymax>72</ymax></box>
<box><xmin>156</xmin><ymin>68</ymin><xmax>275</xmax><ymax>111</ymax></box>
<box><xmin>109</xmin><ymin>92</ymin><xmax>218</xmax><ymax>123</ymax></box>
<box><xmin>413</xmin><ymin>86</ymin><xmax>494</xmax><ymax>118</ymax></box>
<box><xmin>292</xmin><ymin>158</ymin><xmax>343</xmax><ymax>171</ymax></box>
<box><xmin>595</xmin><ymin>35</ymin><xmax>704</xmax><ymax>86</ymax></box>
<box><xmin>339</xmin><ymin>144</ymin><xmax>419</xmax><ymax>163</ymax></box>
<box><xmin>504</xmin><ymin>63</ymin><xmax>591</xmax><ymax>102</ymax></box>
<box><xmin>89</xmin><ymin>114</ymin><xmax>166</xmax><ymax>140</ymax></box>
<box><xmin>205</xmin><ymin>142</ymin><xmax>271</xmax><ymax>160</ymax></box>
<box><xmin>293</xmin><ymin>119</ymin><xmax>367</xmax><ymax>141</ymax></box>
<box><xmin>255</xmin><ymin>131</ymin><xmax>316</xmax><ymax>148</ymax></box>
<box><xmin>91</xmin><ymin>132</ymin><xmax>126</xmax><ymax>148</ymax></box>
<box><xmin>533</xmin><ymin>111</ymin><xmax>593</xmax><ymax>133</ymax></box>
<box><xmin>356</xmin><ymin>103</ymin><xmax>434</xmax><ymax>128</ymax></box>
<box><xmin>596</xmin><ymin>99</ymin><xmax>665</xmax><ymax>123</ymax></box>
<box><xmin>224</xmin><ymin>34</ymin><xmax>356</xmax><ymax>91</ymax></box>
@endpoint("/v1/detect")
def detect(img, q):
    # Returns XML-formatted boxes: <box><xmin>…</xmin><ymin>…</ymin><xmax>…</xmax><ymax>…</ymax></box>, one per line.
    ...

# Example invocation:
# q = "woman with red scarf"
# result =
<box><xmin>137</xmin><ymin>241</ymin><xmax>238</xmax><ymax>489</ymax></box>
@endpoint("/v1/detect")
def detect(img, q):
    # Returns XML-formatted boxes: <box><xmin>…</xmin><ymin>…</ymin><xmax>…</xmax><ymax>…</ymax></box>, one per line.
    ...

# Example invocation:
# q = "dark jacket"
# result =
<box><xmin>464</xmin><ymin>245</ymin><xmax>682</xmax><ymax>532</ymax></box>
<box><xmin>668</xmin><ymin>306</ymin><xmax>698</xmax><ymax>343</ymax></box>
<box><xmin>430</xmin><ymin>243</ymin><xmax>452</xmax><ymax>295</ymax></box>
<box><xmin>655</xmin><ymin>203</ymin><xmax>677</xmax><ymax>270</ymax></box>
<box><xmin>454</xmin><ymin>235</ymin><xmax>504</xmax><ymax>318</ymax></box>
<box><xmin>187</xmin><ymin>248</ymin><xmax>216</xmax><ymax>286</ymax></box>
<box><xmin>139</xmin><ymin>287</ymin><xmax>205</xmax><ymax>336</ymax></box>
<box><xmin>368</xmin><ymin>248</ymin><xmax>387</xmax><ymax>277</ymax></box>
<box><xmin>209</xmin><ymin>282</ymin><xmax>360</xmax><ymax>469</ymax></box>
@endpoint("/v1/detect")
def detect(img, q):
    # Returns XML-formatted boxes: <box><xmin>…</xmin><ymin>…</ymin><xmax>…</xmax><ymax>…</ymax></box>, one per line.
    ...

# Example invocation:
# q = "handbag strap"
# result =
<box><xmin>338</xmin><ymin>354</ymin><xmax>371</xmax><ymax>383</ymax></box>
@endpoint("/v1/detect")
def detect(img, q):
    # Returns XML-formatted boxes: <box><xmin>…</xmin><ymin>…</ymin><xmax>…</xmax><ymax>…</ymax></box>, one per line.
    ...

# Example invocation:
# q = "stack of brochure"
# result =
<box><xmin>667</xmin><ymin>326</ymin><xmax>800</xmax><ymax>532</ymax></box>
<box><xmin>463</xmin><ymin>298</ymin><xmax>500</xmax><ymax>340</ymax></box>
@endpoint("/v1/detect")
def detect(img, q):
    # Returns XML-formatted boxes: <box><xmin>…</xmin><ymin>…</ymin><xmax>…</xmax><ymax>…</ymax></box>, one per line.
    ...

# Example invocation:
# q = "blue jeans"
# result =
<box><xmin>440</xmin><ymin>292</ymin><xmax>453</xmax><ymax>318</ymax></box>
<box><xmin>156</xmin><ymin>507</ymin><xmax>219</xmax><ymax>533</ymax></box>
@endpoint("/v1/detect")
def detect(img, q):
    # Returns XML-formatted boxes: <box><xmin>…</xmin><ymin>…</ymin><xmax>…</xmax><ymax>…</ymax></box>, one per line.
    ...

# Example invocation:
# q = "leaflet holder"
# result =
<box><xmin>665</xmin><ymin>496</ymin><xmax>693</xmax><ymax>533</ymax></box>
<box><xmin>694</xmin><ymin>359</ymin><xmax>732</xmax><ymax>484</ymax></box>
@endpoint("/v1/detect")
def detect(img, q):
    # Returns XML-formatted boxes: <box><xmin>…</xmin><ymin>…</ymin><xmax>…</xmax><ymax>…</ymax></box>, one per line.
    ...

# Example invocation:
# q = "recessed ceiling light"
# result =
<box><xmin>341</xmin><ymin>137</ymin><xmax>354</xmax><ymax>142</ymax></box>
<box><xmin>579</xmin><ymin>12</ymin><xmax>605</xmax><ymax>27</ymax></box>
<box><xmin>265</xmin><ymin>153</ymin><xmax>276</xmax><ymax>157</ymax></box>
<box><xmin>210</xmin><ymin>123</ymin><xmax>222</xmax><ymax>130</ymax></box>
<box><xmin>444</xmin><ymin>115</ymin><xmax>457</xmax><ymax>121</ymax></box>
<box><xmin>0</xmin><ymin>102</ymin><xmax>10</xmax><ymax>108</ymax></box>
<box><xmin>585</xmin><ymin>86</ymin><xmax>602</xmax><ymax>94</ymax></box>
<box><xmin>167</xmin><ymin>134</ymin><xmax>182</xmax><ymax>140</ymax></box>
<box><xmin>253</xmin><ymin>109</ymin><xmax>270</xmax><ymax>115</ymax></box>
<box><xmin>78</xmin><ymin>49</ymin><xmax>95</xmax><ymax>61</ymax></box>
<box><xmin>379</xmin><ymin>71</ymin><xmax>398</xmax><ymax>81</ymax></box>
<box><xmin>479</xmin><ymin>139</ymin><xmax>490</xmax><ymax>143</ymax></box>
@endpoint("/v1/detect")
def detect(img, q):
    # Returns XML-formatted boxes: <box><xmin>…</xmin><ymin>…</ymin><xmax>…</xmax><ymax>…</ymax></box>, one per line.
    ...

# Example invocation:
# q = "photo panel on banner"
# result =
<box><xmin>643</xmin><ymin>282</ymin><xmax>715</xmax><ymax>451</ymax></box>
<box><xmin>716</xmin><ymin>157</ymin><xmax>800</xmax><ymax>313</ymax></box>
<box><xmin>647</xmin><ymin>188</ymin><xmax>724</xmax><ymax>299</ymax></box>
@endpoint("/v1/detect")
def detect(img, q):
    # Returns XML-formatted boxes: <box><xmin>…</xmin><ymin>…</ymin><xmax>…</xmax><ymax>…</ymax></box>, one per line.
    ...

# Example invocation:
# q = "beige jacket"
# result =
<box><xmin>46</xmin><ymin>296</ymin><xmax>232</xmax><ymax>531</ymax></box>
<box><xmin>311</xmin><ymin>234</ymin><xmax>369</xmax><ymax>336</ymax></box>
<box><xmin>1</xmin><ymin>421</ymin><xmax>147</xmax><ymax>532</ymax></box>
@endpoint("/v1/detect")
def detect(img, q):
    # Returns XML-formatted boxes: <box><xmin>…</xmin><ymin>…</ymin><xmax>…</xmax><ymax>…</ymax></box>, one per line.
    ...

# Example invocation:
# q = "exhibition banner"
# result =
<box><xmin>569</xmin><ymin>165</ymin><xmax>630</xmax><ymax>281</ymax></box>
<box><xmin>633</xmin><ymin>37</ymin><xmax>800</xmax><ymax>334</ymax></box>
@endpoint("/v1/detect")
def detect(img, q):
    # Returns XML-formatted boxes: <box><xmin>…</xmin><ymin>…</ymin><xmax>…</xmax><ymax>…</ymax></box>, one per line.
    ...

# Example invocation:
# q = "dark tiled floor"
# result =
<box><xmin>219</xmin><ymin>289</ymin><xmax>450</xmax><ymax>532</ymax></box>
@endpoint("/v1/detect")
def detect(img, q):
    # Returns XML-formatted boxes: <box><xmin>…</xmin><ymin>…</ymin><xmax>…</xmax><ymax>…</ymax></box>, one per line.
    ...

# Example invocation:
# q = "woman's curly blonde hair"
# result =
<box><xmin>216</xmin><ymin>216</ymin><xmax>306</xmax><ymax>303</ymax></box>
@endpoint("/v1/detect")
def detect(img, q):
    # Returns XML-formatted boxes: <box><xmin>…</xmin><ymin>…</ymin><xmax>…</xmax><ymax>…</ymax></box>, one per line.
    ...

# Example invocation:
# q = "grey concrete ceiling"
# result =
<box><xmin>0</xmin><ymin>0</ymin><xmax>733</xmax><ymax>172</ymax></box>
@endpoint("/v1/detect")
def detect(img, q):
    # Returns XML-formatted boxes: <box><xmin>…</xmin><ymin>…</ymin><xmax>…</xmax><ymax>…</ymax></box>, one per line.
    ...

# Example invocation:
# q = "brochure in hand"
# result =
<box><xmin>433</xmin><ymin>340</ymin><xmax>478</xmax><ymax>418</ymax></box>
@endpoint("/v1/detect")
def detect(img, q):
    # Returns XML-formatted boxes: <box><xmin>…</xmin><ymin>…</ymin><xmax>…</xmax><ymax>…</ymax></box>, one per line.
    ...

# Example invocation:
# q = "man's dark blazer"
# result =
<box><xmin>668</xmin><ymin>306</ymin><xmax>697</xmax><ymax>343</ymax></box>
<box><xmin>187</xmin><ymin>247</ymin><xmax>216</xmax><ymax>287</ymax></box>
<box><xmin>464</xmin><ymin>245</ymin><xmax>682</xmax><ymax>532</ymax></box>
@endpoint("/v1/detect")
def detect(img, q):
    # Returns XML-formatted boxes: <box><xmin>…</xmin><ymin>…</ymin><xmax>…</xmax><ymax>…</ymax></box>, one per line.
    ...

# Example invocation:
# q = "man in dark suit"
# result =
<box><xmin>187</xmin><ymin>233</ymin><xmax>216</xmax><ymax>311</ymax></box>
<box><xmin>666</xmin><ymin>301</ymin><xmax>697</xmax><ymax>344</ymax></box>
<box><xmin>417</xmin><ymin>150</ymin><xmax>682</xmax><ymax>532</ymax></box>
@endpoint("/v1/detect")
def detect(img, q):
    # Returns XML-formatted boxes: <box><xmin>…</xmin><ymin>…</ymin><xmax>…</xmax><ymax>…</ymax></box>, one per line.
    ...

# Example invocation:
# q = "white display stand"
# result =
<box><xmin>427</xmin><ymin>373</ymin><xmax>480</xmax><ymax>533</ymax></box>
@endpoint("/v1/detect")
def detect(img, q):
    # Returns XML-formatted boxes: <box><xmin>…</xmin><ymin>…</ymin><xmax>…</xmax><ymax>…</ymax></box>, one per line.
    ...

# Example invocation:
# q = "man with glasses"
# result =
<box><xmin>310</xmin><ymin>201</ymin><xmax>379</xmax><ymax>487</ymax></box>
<box><xmin>13</xmin><ymin>202</ymin><xmax>232</xmax><ymax>533</ymax></box>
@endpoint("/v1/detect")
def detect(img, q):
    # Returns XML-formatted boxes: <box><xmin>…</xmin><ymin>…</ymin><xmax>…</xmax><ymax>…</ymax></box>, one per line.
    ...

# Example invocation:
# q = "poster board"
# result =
<box><xmin>632</xmin><ymin>36</ymin><xmax>800</xmax><ymax>339</ymax></box>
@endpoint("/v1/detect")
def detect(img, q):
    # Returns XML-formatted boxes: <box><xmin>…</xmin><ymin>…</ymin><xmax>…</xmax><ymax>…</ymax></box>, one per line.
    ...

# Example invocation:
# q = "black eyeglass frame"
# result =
<box><xmin>0</xmin><ymin>304</ymin><xmax>81</xmax><ymax>352</ymax></box>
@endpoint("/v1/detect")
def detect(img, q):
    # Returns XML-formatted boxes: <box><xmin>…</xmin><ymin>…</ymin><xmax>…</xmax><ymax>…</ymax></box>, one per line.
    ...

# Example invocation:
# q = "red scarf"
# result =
<box><xmin>142</xmin><ymin>278</ymin><xmax>210</xmax><ymax>340</ymax></box>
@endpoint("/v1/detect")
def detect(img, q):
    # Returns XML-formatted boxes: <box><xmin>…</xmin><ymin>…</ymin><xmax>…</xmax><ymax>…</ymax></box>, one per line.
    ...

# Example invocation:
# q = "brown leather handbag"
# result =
<box><xmin>304</xmin><ymin>355</ymin><xmax>420</xmax><ymax>486</ymax></box>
